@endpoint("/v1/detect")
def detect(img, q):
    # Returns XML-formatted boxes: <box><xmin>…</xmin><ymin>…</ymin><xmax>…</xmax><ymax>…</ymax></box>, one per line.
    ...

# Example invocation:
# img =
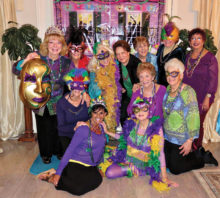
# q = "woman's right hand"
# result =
<box><xmin>24</xmin><ymin>52</ymin><xmax>39</xmax><ymax>65</ymax></box>
<box><xmin>132</xmin><ymin>83</ymin><xmax>140</xmax><ymax>92</ymax></box>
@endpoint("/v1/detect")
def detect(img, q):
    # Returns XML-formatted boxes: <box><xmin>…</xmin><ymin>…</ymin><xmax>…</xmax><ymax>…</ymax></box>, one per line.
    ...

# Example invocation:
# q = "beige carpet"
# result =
<box><xmin>193</xmin><ymin>168</ymin><xmax>220</xmax><ymax>198</ymax></box>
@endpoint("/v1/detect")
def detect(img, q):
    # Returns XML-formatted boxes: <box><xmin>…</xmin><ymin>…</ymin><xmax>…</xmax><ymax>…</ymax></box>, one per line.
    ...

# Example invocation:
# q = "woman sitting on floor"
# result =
<box><xmin>105</xmin><ymin>97</ymin><xmax>178</xmax><ymax>192</ymax></box>
<box><xmin>38</xmin><ymin>97</ymin><xmax>109</xmax><ymax>196</ymax></box>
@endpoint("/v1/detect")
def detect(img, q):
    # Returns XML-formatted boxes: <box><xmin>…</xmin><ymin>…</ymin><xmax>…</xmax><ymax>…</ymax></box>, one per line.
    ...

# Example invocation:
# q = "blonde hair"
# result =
<box><xmin>137</xmin><ymin>62</ymin><xmax>156</xmax><ymax>78</ymax></box>
<box><xmin>88</xmin><ymin>41</ymin><xmax>114</xmax><ymax>72</ymax></box>
<box><xmin>39</xmin><ymin>34</ymin><xmax>68</xmax><ymax>56</ymax></box>
<box><xmin>164</xmin><ymin>58</ymin><xmax>185</xmax><ymax>74</ymax></box>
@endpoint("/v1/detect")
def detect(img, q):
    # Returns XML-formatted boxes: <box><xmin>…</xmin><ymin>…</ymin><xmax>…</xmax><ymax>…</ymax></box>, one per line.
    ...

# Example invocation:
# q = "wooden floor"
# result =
<box><xmin>0</xmin><ymin>139</ymin><xmax>220</xmax><ymax>198</ymax></box>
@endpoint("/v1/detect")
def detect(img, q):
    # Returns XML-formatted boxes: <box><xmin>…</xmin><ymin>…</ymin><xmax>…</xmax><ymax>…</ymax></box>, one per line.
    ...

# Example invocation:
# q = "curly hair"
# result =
<box><xmin>39</xmin><ymin>34</ymin><xmax>68</xmax><ymax>56</ymax></box>
<box><xmin>133</xmin><ymin>36</ymin><xmax>149</xmax><ymax>49</ymax></box>
<box><xmin>137</xmin><ymin>62</ymin><xmax>156</xmax><ymax>79</ymax></box>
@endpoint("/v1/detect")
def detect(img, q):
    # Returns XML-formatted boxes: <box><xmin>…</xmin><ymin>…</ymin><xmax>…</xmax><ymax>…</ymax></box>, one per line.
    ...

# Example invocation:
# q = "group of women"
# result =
<box><xmin>12</xmin><ymin>19</ymin><xmax>219</xmax><ymax>195</ymax></box>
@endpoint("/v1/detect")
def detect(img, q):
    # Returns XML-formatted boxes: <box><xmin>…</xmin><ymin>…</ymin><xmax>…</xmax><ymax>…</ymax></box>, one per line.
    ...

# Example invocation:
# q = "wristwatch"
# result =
<box><xmin>207</xmin><ymin>93</ymin><xmax>212</xmax><ymax>98</ymax></box>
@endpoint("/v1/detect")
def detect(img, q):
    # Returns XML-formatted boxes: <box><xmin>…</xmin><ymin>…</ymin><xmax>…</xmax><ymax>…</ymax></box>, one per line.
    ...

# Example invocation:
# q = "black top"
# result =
<box><xmin>118</xmin><ymin>54</ymin><xmax>141</xmax><ymax>98</ymax></box>
<box><xmin>156</xmin><ymin>44</ymin><xmax>185</xmax><ymax>87</ymax></box>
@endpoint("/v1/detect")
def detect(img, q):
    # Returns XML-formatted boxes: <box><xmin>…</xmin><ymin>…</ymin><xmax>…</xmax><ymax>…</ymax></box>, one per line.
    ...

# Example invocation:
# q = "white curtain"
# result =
<box><xmin>193</xmin><ymin>0</ymin><xmax>220</xmax><ymax>143</ymax></box>
<box><xmin>0</xmin><ymin>0</ymin><xmax>25</xmax><ymax>140</ymax></box>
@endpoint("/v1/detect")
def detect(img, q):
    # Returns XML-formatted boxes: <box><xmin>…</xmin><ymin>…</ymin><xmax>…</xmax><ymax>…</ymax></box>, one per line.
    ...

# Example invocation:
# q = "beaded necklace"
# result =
<box><xmin>140</xmin><ymin>82</ymin><xmax>156</xmax><ymax>117</ymax></box>
<box><xmin>186</xmin><ymin>48</ymin><xmax>204</xmax><ymax>78</ymax></box>
<box><xmin>86</xmin><ymin>120</ymin><xmax>103</xmax><ymax>163</ymax></box>
<box><xmin>46</xmin><ymin>56</ymin><xmax>62</xmax><ymax>92</ymax></box>
<box><xmin>159</xmin><ymin>44</ymin><xmax>176</xmax><ymax>64</ymax></box>
<box><xmin>135</xmin><ymin>121</ymin><xmax>150</xmax><ymax>146</ymax></box>
<box><xmin>164</xmin><ymin>81</ymin><xmax>182</xmax><ymax>115</ymax></box>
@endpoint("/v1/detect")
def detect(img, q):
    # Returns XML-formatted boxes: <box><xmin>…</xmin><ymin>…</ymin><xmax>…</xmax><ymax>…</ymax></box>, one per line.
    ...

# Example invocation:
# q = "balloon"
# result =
<box><xmin>19</xmin><ymin>58</ymin><xmax>51</xmax><ymax>109</ymax></box>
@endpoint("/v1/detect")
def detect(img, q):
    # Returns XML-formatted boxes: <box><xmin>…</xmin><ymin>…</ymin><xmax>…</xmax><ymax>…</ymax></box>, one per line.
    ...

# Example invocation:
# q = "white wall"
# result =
<box><xmin>165</xmin><ymin>0</ymin><xmax>198</xmax><ymax>30</ymax></box>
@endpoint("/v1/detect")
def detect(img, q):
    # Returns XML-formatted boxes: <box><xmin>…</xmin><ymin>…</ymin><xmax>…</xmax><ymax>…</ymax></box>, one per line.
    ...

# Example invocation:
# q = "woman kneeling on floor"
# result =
<box><xmin>38</xmin><ymin>97</ymin><xmax>108</xmax><ymax>196</ymax></box>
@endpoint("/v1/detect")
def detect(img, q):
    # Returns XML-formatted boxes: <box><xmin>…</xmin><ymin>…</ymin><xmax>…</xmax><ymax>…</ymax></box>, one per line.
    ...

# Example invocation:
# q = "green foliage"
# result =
<box><xmin>179</xmin><ymin>28</ymin><xmax>218</xmax><ymax>55</ymax></box>
<box><xmin>1</xmin><ymin>23</ymin><xmax>42</xmax><ymax>61</ymax></box>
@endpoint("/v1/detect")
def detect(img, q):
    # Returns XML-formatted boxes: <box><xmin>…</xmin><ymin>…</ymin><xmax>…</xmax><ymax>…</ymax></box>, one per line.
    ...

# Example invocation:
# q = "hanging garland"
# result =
<box><xmin>54</xmin><ymin>0</ymin><xmax>165</xmax><ymax>5</ymax></box>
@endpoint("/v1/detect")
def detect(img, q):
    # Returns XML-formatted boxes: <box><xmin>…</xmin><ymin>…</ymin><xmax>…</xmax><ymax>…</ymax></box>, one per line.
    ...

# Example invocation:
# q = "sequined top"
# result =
<box><xmin>163</xmin><ymin>85</ymin><xmax>200</xmax><ymax>145</ymax></box>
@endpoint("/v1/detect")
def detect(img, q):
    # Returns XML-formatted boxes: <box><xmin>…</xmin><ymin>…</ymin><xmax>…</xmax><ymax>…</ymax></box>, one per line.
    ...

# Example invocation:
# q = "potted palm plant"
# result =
<box><xmin>1</xmin><ymin>21</ymin><xmax>42</xmax><ymax>142</ymax></box>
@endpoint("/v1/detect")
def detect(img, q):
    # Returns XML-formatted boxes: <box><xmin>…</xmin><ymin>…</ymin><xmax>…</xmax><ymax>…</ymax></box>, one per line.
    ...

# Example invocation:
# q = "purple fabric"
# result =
<box><xmin>56</xmin><ymin>125</ymin><xmax>106</xmax><ymax>176</ymax></box>
<box><xmin>111</xmin><ymin>117</ymin><xmax>165</xmax><ymax>172</ymax></box>
<box><xmin>183</xmin><ymin>52</ymin><xmax>218</xmax><ymax>112</ymax></box>
<box><xmin>164</xmin><ymin>22</ymin><xmax>174</xmax><ymax>36</ymax></box>
<box><xmin>56</xmin><ymin>93</ymin><xmax>89</xmax><ymax>138</ymax></box>
<box><xmin>127</xmin><ymin>85</ymin><xmax>166</xmax><ymax>118</ymax></box>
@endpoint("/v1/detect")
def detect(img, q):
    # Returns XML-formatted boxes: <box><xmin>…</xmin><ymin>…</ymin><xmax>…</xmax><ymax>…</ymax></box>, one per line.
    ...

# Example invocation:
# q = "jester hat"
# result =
<box><xmin>161</xmin><ymin>14</ymin><xmax>181</xmax><ymax>42</ymax></box>
<box><xmin>63</xmin><ymin>68</ymin><xmax>89</xmax><ymax>91</ymax></box>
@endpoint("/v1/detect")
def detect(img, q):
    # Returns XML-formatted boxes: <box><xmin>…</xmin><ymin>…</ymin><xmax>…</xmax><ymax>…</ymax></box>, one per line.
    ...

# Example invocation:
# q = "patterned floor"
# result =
<box><xmin>193</xmin><ymin>168</ymin><xmax>220</xmax><ymax>198</ymax></box>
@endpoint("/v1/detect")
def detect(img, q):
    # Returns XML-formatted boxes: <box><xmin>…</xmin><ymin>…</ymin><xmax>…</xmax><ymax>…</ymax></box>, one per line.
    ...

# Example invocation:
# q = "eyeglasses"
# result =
<box><xmin>133</xmin><ymin>106</ymin><xmax>149</xmax><ymax>114</ymax></box>
<box><xmin>96</xmin><ymin>51</ymin><xmax>110</xmax><ymax>60</ymax></box>
<box><xmin>70</xmin><ymin>45</ymin><xmax>83</xmax><ymax>53</ymax></box>
<box><xmin>165</xmin><ymin>71</ymin><xmax>179</xmax><ymax>78</ymax></box>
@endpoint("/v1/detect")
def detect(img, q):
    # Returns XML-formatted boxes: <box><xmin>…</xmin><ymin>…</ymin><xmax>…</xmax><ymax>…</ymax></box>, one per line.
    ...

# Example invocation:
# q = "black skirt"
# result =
<box><xmin>56</xmin><ymin>162</ymin><xmax>103</xmax><ymax>196</ymax></box>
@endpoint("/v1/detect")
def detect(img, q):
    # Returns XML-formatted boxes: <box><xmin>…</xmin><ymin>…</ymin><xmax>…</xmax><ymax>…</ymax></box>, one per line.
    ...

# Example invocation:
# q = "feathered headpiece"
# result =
<box><xmin>131</xmin><ymin>97</ymin><xmax>150</xmax><ymax>119</ymax></box>
<box><xmin>45</xmin><ymin>26</ymin><xmax>64</xmax><ymax>37</ymax></box>
<box><xmin>89</xmin><ymin>96</ymin><xmax>107</xmax><ymax>113</ymax></box>
<box><xmin>161</xmin><ymin>14</ymin><xmax>181</xmax><ymax>42</ymax></box>
<box><xmin>65</xmin><ymin>25</ymin><xmax>88</xmax><ymax>46</ymax></box>
<box><xmin>63</xmin><ymin>68</ymin><xmax>89</xmax><ymax>91</ymax></box>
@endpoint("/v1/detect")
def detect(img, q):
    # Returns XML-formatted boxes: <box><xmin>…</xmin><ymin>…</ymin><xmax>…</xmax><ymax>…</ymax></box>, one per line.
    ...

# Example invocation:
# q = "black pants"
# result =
<box><xmin>59</xmin><ymin>136</ymin><xmax>71</xmax><ymax>156</ymax></box>
<box><xmin>164</xmin><ymin>140</ymin><xmax>204</xmax><ymax>175</ymax></box>
<box><xmin>56</xmin><ymin>162</ymin><xmax>103</xmax><ymax>196</ymax></box>
<box><xmin>120</xmin><ymin>94</ymin><xmax>131</xmax><ymax>126</ymax></box>
<box><xmin>35</xmin><ymin>107</ymin><xmax>62</xmax><ymax>158</ymax></box>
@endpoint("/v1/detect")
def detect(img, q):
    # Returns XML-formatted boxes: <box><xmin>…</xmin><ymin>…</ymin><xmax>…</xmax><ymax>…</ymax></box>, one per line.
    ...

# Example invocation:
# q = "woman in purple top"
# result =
<box><xmin>183</xmin><ymin>28</ymin><xmax>218</xmax><ymax>149</ymax></box>
<box><xmin>127</xmin><ymin>62</ymin><xmax>166</xmax><ymax>119</ymax></box>
<box><xmin>39</xmin><ymin>98</ymin><xmax>108</xmax><ymax>196</ymax></box>
<box><xmin>57</xmin><ymin>68</ymin><xmax>90</xmax><ymax>155</ymax></box>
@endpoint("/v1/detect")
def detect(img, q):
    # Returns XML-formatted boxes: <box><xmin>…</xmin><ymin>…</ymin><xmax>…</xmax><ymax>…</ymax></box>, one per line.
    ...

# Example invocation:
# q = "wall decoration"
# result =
<box><xmin>53</xmin><ymin>0</ymin><xmax>165</xmax><ymax>54</ymax></box>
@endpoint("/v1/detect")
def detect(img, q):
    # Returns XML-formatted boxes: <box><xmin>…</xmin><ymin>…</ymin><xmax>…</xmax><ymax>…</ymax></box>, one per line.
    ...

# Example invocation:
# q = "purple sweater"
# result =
<box><xmin>56</xmin><ymin>94</ymin><xmax>89</xmax><ymax>138</ymax></box>
<box><xmin>183</xmin><ymin>51</ymin><xmax>218</xmax><ymax>112</ymax></box>
<box><xmin>127</xmin><ymin>85</ymin><xmax>166</xmax><ymax>118</ymax></box>
<box><xmin>56</xmin><ymin>125</ymin><xmax>106</xmax><ymax>175</ymax></box>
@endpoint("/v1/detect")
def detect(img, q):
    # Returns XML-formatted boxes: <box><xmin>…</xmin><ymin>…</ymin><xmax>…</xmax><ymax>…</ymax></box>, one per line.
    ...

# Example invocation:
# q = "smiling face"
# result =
<box><xmin>138</xmin><ymin>70</ymin><xmax>155</xmax><ymax>88</ymax></box>
<box><xmin>47</xmin><ymin>36</ymin><xmax>62</xmax><ymax>57</ymax></box>
<box><xmin>19</xmin><ymin>59</ymin><xmax>51</xmax><ymax>109</ymax></box>
<box><xmin>97</xmin><ymin>47</ymin><xmax>111</xmax><ymax>67</ymax></box>
<box><xmin>190</xmin><ymin>33</ymin><xmax>205</xmax><ymax>51</ymax></box>
<box><xmin>166</xmin><ymin>66</ymin><xmax>182</xmax><ymax>87</ymax></box>
<box><xmin>136</xmin><ymin>41</ymin><xmax>149</xmax><ymax>57</ymax></box>
<box><xmin>69</xmin><ymin>44</ymin><xmax>83</xmax><ymax>62</ymax></box>
<box><xmin>91</xmin><ymin>108</ymin><xmax>107</xmax><ymax>126</ymax></box>
<box><xmin>163</xmin><ymin>39</ymin><xmax>175</xmax><ymax>48</ymax></box>
<box><xmin>115</xmin><ymin>47</ymin><xmax>130</xmax><ymax>66</ymax></box>
<box><xmin>133</xmin><ymin>105</ymin><xmax>149</xmax><ymax>121</ymax></box>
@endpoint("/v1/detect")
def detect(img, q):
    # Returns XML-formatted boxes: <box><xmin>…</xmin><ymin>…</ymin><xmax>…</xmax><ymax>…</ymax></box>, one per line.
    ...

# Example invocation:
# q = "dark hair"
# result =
<box><xmin>188</xmin><ymin>28</ymin><xmax>206</xmax><ymax>42</ymax></box>
<box><xmin>89</xmin><ymin>104</ymin><xmax>108</xmax><ymax>117</ymax></box>
<box><xmin>113</xmin><ymin>40</ymin><xmax>130</xmax><ymax>53</ymax></box>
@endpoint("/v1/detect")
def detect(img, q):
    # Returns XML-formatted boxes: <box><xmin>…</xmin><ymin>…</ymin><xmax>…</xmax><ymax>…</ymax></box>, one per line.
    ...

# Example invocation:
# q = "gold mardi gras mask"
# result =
<box><xmin>19</xmin><ymin>58</ymin><xmax>51</xmax><ymax>109</ymax></box>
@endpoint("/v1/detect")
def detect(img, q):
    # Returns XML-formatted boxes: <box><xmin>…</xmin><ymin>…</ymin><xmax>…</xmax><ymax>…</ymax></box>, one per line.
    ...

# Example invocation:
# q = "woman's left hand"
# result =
<box><xmin>100</xmin><ymin>121</ymin><xmax>107</xmax><ymax>132</ymax></box>
<box><xmin>179</xmin><ymin>139</ymin><xmax>192</xmax><ymax>156</ymax></box>
<box><xmin>81</xmin><ymin>92</ymin><xmax>90</xmax><ymax>107</ymax></box>
<box><xmin>202</xmin><ymin>96</ymin><xmax>210</xmax><ymax>111</ymax></box>
<box><xmin>164</xmin><ymin>178</ymin><xmax>179</xmax><ymax>188</ymax></box>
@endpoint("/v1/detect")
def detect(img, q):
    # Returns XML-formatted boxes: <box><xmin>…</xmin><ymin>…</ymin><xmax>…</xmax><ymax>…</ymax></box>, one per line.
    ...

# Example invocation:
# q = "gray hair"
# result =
<box><xmin>164</xmin><ymin>58</ymin><xmax>185</xmax><ymax>74</ymax></box>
